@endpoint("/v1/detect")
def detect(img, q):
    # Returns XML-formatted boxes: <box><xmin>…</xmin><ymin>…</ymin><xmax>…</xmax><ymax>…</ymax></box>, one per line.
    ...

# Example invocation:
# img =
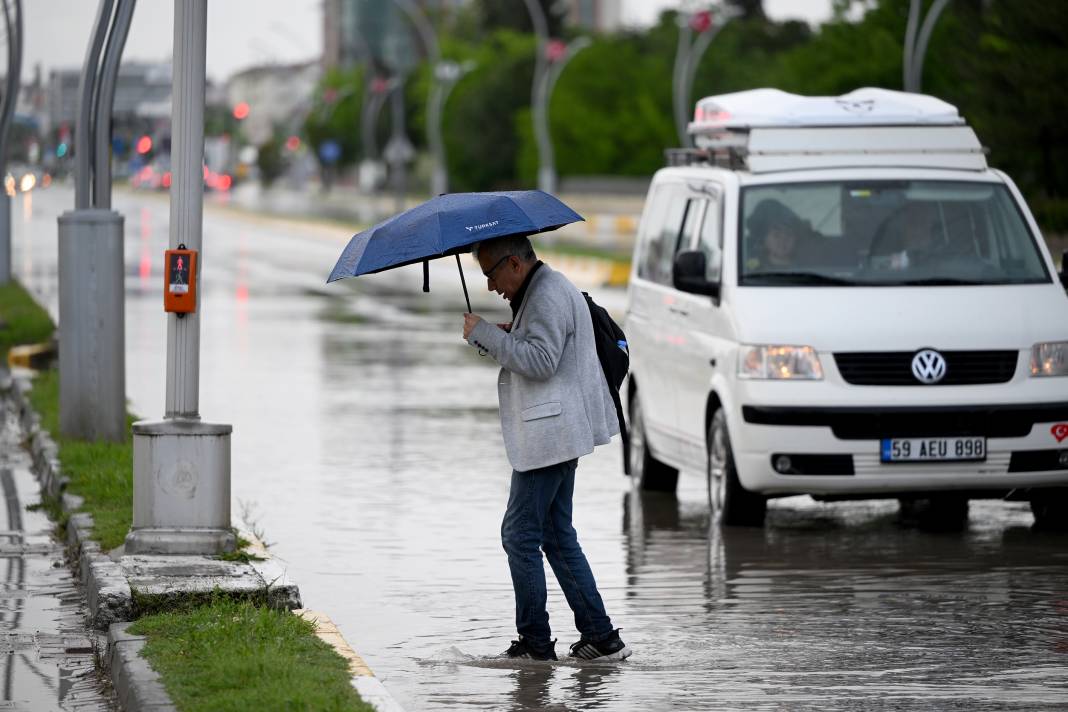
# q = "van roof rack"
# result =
<box><xmin>675</xmin><ymin>88</ymin><xmax>987</xmax><ymax>173</ymax></box>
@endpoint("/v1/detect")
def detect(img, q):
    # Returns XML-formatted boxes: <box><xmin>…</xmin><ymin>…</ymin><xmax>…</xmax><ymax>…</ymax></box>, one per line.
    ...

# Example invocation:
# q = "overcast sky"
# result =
<box><xmin>24</xmin><ymin>1</ymin><xmax>834</xmax><ymax>84</ymax></box>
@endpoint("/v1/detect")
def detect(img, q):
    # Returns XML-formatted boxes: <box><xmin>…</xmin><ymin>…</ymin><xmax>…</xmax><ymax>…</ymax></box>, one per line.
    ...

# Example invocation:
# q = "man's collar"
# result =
<box><xmin>510</xmin><ymin>260</ymin><xmax>544</xmax><ymax>317</ymax></box>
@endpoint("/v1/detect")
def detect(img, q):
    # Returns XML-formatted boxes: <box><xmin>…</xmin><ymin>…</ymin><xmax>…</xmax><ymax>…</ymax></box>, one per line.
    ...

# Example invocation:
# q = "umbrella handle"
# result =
<box><xmin>456</xmin><ymin>254</ymin><xmax>472</xmax><ymax>313</ymax></box>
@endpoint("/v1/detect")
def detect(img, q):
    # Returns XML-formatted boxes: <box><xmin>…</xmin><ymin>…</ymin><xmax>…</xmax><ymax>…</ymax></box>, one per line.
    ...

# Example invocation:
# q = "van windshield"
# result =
<box><xmin>738</xmin><ymin>181</ymin><xmax>1050</xmax><ymax>286</ymax></box>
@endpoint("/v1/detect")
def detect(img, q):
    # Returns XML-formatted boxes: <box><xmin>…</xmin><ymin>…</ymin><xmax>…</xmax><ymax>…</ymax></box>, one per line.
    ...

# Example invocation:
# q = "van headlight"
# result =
<box><xmin>739</xmin><ymin>345</ymin><xmax>823</xmax><ymax>380</ymax></box>
<box><xmin>1031</xmin><ymin>342</ymin><xmax>1068</xmax><ymax>377</ymax></box>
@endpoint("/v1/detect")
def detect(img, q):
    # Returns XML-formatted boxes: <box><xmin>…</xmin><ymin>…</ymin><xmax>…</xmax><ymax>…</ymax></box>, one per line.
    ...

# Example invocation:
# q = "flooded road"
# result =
<box><xmin>12</xmin><ymin>187</ymin><xmax>1068</xmax><ymax>710</ymax></box>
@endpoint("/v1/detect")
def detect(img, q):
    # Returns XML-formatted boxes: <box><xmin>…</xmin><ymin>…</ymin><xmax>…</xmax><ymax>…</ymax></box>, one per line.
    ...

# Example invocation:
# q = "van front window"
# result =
<box><xmin>739</xmin><ymin>181</ymin><xmax>1050</xmax><ymax>286</ymax></box>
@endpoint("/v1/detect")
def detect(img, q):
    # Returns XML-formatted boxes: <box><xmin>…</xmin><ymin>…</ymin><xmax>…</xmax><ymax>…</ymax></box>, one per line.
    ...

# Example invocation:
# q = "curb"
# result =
<box><xmin>4</xmin><ymin>370</ymin><xmax>135</xmax><ymax>629</ymax></box>
<box><xmin>106</xmin><ymin>623</ymin><xmax>177</xmax><ymax>712</ymax></box>
<box><xmin>298</xmin><ymin>610</ymin><xmax>407</xmax><ymax>712</ymax></box>
<box><xmin>5</xmin><ymin>368</ymin><xmax>400</xmax><ymax>711</ymax></box>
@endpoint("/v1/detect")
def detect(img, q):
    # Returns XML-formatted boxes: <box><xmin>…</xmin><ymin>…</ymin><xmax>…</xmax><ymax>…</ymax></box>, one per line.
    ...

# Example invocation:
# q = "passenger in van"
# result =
<box><xmin>745</xmin><ymin>199</ymin><xmax>811</xmax><ymax>271</ymax></box>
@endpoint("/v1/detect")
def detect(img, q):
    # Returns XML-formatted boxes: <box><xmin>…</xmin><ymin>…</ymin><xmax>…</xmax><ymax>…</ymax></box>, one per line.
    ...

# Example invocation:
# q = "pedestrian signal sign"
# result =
<box><xmin>164</xmin><ymin>248</ymin><xmax>197</xmax><ymax>314</ymax></box>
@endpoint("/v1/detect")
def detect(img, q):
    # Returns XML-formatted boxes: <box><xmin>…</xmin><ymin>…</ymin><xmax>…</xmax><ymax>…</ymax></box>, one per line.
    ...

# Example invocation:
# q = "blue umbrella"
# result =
<box><xmin>327</xmin><ymin>191</ymin><xmax>583</xmax><ymax>311</ymax></box>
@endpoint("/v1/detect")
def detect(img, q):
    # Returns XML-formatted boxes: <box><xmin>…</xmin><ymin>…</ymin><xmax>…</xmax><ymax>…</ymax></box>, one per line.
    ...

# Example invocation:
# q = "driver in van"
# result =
<box><xmin>745</xmin><ymin>199</ymin><xmax>809</xmax><ymax>271</ymax></box>
<box><xmin>883</xmin><ymin>201</ymin><xmax>945</xmax><ymax>270</ymax></box>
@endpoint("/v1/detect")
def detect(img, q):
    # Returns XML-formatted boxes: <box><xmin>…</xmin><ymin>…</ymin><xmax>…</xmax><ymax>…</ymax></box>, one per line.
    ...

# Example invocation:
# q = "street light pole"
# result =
<box><xmin>390</xmin><ymin>0</ymin><xmax>453</xmax><ymax>195</ymax></box>
<box><xmin>521</xmin><ymin>0</ymin><xmax>554</xmax><ymax>193</ymax></box>
<box><xmin>0</xmin><ymin>0</ymin><xmax>22</xmax><ymax>285</ymax></box>
<box><xmin>125</xmin><ymin>0</ymin><xmax>235</xmax><ymax>555</ymax></box>
<box><xmin>903</xmin><ymin>0</ymin><xmax>951</xmax><ymax>92</ymax></box>
<box><xmin>674</xmin><ymin>8</ymin><xmax>730</xmax><ymax>148</ymax></box>
<box><xmin>56</xmin><ymin>0</ymin><xmax>127</xmax><ymax>442</ymax></box>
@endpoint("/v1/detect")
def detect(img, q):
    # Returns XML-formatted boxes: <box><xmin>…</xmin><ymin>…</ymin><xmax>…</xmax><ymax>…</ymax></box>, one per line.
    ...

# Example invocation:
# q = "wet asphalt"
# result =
<box><xmin>10</xmin><ymin>186</ymin><xmax>1068</xmax><ymax>711</ymax></box>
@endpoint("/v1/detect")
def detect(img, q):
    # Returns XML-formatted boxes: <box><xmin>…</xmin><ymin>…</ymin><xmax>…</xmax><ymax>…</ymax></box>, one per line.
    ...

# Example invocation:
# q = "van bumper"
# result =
<box><xmin>732</xmin><ymin>402</ymin><xmax>1068</xmax><ymax>495</ymax></box>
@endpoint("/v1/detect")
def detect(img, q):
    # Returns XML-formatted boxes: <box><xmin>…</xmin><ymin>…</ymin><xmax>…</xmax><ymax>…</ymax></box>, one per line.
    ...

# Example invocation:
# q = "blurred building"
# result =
<box><xmin>225</xmin><ymin>61</ymin><xmax>320</xmax><ymax>146</ymax></box>
<box><xmin>323</xmin><ymin>0</ymin><xmax>623</xmax><ymax>71</ymax></box>
<box><xmin>564</xmin><ymin>0</ymin><xmax>623</xmax><ymax>32</ymax></box>
<box><xmin>45</xmin><ymin>62</ymin><xmax>173</xmax><ymax>137</ymax></box>
<box><xmin>322</xmin><ymin>0</ymin><xmax>465</xmax><ymax>71</ymax></box>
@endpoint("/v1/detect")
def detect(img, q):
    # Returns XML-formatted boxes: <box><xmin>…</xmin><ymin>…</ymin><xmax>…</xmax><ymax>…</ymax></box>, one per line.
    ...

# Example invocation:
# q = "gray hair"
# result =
<box><xmin>472</xmin><ymin>234</ymin><xmax>537</xmax><ymax>264</ymax></box>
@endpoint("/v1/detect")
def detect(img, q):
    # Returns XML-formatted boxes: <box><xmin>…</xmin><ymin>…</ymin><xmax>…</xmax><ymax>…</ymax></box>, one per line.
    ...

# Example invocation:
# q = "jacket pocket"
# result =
<box><xmin>521</xmin><ymin>401</ymin><xmax>562</xmax><ymax>421</ymax></box>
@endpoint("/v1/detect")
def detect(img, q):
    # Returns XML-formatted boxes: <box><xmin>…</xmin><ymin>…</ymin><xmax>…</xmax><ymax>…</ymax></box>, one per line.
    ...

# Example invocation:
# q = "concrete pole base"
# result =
<box><xmin>124</xmin><ymin>419</ymin><xmax>236</xmax><ymax>555</ymax></box>
<box><xmin>123</xmin><ymin>527</ymin><xmax>237</xmax><ymax>556</ymax></box>
<box><xmin>58</xmin><ymin>209</ymin><xmax>126</xmax><ymax>441</ymax></box>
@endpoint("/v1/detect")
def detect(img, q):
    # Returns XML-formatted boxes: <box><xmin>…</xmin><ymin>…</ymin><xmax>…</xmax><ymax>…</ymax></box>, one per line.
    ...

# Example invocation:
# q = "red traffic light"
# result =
<box><xmin>690</xmin><ymin>11</ymin><xmax>713</xmax><ymax>33</ymax></box>
<box><xmin>233</xmin><ymin>102</ymin><xmax>250</xmax><ymax>120</ymax></box>
<box><xmin>546</xmin><ymin>39</ymin><xmax>567</xmax><ymax>62</ymax></box>
<box><xmin>136</xmin><ymin>135</ymin><xmax>153</xmax><ymax>154</ymax></box>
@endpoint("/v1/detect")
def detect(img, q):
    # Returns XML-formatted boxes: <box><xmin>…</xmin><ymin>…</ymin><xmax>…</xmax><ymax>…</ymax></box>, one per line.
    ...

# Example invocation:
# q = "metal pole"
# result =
<box><xmin>672</xmin><ymin>15</ymin><xmax>693</xmax><ymax>147</ymax></box>
<box><xmin>0</xmin><ymin>0</ymin><xmax>22</xmax><ymax>285</ymax></box>
<box><xmin>75</xmin><ymin>0</ymin><xmax>114</xmax><ymax>209</ymax></box>
<box><xmin>391</xmin><ymin>0</ymin><xmax>450</xmax><ymax>195</ymax></box>
<box><xmin>126</xmin><ymin>0</ymin><xmax>235</xmax><ymax>555</ymax></box>
<box><xmin>521</xmin><ymin>0</ymin><xmax>554</xmax><ymax>193</ymax></box>
<box><xmin>910</xmin><ymin>0</ymin><xmax>951</xmax><ymax>93</ymax></box>
<box><xmin>903</xmin><ymin>0</ymin><xmax>921</xmax><ymax>91</ymax></box>
<box><xmin>165</xmin><ymin>0</ymin><xmax>206</xmax><ymax>418</ymax></box>
<box><xmin>92</xmin><ymin>0</ymin><xmax>135</xmax><ymax>209</ymax></box>
<box><xmin>57</xmin><ymin>0</ymin><xmax>125</xmax><ymax>442</ymax></box>
<box><xmin>389</xmin><ymin>83</ymin><xmax>407</xmax><ymax>214</ymax></box>
<box><xmin>682</xmin><ymin>22</ymin><xmax>728</xmax><ymax>147</ymax></box>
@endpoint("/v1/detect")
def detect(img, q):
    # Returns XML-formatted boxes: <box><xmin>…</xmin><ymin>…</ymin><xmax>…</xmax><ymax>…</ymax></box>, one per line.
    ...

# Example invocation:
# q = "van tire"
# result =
<box><xmin>629</xmin><ymin>392</ymin><xmax>678</xmax><ymax>492</ymax></box>
<box><xmin>707</xmin><ymin>409</ymin><xmax>766</xmax><ymax>527</ymax></box>
<box><xmin>1030</xmin><ymin>489</ymin><xmax>1068</xmax><ymax>531</ymax></box>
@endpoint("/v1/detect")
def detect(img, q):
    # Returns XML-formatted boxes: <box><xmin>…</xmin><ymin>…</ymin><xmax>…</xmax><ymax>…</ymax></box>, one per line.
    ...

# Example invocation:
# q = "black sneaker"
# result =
<box><xmin>504</xmin><ymin>637</ymin><xmax>557</xmax><ymax>661</ymax></box>
<box><xmin>568</xmin><ymin>630</ymin><xmax>632</xmax><ymax>661</ymax></box>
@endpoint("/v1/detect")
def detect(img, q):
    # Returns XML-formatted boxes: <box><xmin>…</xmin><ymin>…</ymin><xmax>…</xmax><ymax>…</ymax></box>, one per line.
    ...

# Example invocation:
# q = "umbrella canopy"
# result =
<box><xmin>327</xmin><ymin>190</ymin><xmax>583</xmax><ymax>284</ymax></box>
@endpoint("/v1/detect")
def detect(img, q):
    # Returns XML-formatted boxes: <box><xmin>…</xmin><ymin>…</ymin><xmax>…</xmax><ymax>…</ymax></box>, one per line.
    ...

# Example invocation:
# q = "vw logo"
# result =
<box><xmin>911</xmin><ymin>349</ymin><xmax>947</xmax><ymax>384</ymax></box>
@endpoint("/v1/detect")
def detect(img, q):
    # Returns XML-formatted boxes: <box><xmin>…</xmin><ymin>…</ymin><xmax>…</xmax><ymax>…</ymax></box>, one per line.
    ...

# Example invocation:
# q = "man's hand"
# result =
<box><xmin>463</xmin><ymin>312</ymin><xmax>484</xmax><ymax>340</ymax></box>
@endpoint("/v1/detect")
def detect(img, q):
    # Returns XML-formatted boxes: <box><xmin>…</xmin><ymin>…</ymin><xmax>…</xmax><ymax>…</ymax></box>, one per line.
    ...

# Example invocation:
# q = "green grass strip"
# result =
<box><xmin>27</xmin><ymin>369</ymin><xmax>135</xmax><ymax>551</ymax></box>
<box><xmin>129</xmin><ymin>598</ymin><xmax>374</xmax><ymax>712</ymax></box>
<box><xmin>0</xmin><ymin>280</ymin><xmax>54</xmax><ymax>355</ymax></box>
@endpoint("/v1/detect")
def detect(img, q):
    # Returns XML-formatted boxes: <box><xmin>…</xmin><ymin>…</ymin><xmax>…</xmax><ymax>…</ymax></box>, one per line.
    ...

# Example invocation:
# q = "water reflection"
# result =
<box><xmin>619</xmin><ymin>490</ymin><xmax>1068</xmax><ymax>709</ymax></box>
<box><xmin>508</xmin><ymin>663</ymin><xmax>621</xmax><ymax>712</ymax></box>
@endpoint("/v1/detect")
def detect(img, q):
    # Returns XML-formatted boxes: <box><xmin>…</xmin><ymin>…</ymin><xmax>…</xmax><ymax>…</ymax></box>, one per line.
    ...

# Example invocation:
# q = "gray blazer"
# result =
<box><xmin>467</xmin><ymin>265</ymin><xmax>619</xmax><ymax>472</ymax></box>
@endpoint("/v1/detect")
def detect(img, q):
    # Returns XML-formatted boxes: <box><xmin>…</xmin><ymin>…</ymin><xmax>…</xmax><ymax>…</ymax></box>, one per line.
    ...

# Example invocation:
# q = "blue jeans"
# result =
<box><xmin>502</xmin><ymin>458</ymin><xmax>614</xmax><ymax>650</ymax></box>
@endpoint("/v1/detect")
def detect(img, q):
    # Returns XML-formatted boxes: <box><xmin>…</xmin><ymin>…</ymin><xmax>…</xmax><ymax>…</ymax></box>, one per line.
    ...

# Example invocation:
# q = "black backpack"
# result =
<box><xmin>582</xmin><ymin>293</ymin><xmax>631</xmax><ymax>467</ymax></box>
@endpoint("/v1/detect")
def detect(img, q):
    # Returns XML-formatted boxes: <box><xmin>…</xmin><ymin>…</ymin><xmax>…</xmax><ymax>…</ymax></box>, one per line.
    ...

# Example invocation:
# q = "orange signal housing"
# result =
<box><xmin>164</xmin><ymin>248</ymin><xmax>198</xmax><ymax>313</ymax></box>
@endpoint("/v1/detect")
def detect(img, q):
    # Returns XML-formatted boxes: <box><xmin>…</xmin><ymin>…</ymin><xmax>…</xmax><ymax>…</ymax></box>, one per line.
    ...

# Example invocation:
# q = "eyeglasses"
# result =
<box><xmin>482</xmin><ymin>254</ymin><xmax>513</xmax><ymax>280</ymax></box>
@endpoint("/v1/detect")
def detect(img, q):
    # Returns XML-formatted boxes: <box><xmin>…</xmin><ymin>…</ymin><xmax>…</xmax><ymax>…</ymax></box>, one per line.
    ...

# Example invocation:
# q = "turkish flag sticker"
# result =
<box><xmin>1052</xmin><ymin>423</ymin><xmax>1068</xmax><ymax>443</ymax></box>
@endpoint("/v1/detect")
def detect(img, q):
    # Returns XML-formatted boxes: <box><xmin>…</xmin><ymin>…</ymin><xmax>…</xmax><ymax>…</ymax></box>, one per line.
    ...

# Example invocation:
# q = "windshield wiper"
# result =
<box><xmin>744</xmin><ymin>271</ymin><xmax>861</xmax><ymax>286</ymax></box>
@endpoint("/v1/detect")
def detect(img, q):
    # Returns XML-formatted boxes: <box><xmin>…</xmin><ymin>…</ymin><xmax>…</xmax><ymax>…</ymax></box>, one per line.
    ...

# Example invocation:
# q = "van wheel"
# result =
<box><xmin>1030</xmin><ymin>489</ymin><xmax>1068</xmax><ymax>531</ymax></box>
<box><xmin>629</xmin><ymin>392</ymin><xmax>678</xmax><ymax>492</ymax></box>
<box><xmin>707</xmin><ymin>410</ymin><xmax>766</xmax><ymax>527</ymax></box>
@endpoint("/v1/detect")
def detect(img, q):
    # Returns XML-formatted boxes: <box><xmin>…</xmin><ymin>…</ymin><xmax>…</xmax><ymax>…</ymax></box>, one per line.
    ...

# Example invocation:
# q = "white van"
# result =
<box><xmin>623</xmin><ymin>88</ymin><xmax>1068</xmax><ymax>529</ymax></box>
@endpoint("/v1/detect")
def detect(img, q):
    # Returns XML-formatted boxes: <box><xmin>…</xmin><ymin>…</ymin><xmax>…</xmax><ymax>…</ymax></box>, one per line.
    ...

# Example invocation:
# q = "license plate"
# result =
<box><xmin>880</xmin><ymin>437</ymin><xmax>986</xmax><ymax>463</ymax></box>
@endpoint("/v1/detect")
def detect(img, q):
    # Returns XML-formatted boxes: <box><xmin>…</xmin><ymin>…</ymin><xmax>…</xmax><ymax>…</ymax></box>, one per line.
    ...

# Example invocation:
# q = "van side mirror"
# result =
<box><xmin>1061</xmin><ymin>250</ymin><xmax>1068</xmax><ymax>289</ymax></box>
<box><xmin>673</xmin><ymin>250</ymin><xmax>720</xmax><ymax>298</ymax></box>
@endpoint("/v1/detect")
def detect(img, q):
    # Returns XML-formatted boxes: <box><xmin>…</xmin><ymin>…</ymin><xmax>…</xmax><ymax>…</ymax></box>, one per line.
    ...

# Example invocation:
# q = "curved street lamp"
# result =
<box><xmin>522</xmin><ymin>0</ymin><xmax>589</xmax><ymax>194</ymax></box>
<box><xmin>673</xmin><ymin>7</ymin><xmax>734</xmax><ymax>148</ymax></box>
<box><xmin>903</xmin><ymin>0</ymin><xmax>951</xmax><ymax>93</ymax></box>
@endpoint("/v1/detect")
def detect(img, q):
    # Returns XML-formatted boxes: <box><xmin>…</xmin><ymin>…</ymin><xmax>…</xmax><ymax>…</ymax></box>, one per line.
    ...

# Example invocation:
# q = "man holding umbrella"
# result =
<box><xmin>463</xmin><ymin>234</ymin><xmax>632</xmax><ymax>662</ymax></box>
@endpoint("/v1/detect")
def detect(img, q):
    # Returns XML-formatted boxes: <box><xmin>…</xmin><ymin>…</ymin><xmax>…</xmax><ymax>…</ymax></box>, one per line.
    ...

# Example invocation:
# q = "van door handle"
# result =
<box><xmin>668</xmin><ymin>306</ymin><xmax>689</xmax><ymax>317</ymax></box>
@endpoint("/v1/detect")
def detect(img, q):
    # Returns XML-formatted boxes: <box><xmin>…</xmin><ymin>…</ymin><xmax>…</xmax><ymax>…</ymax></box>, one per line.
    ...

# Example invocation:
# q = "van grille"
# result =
<box><xmin>834</xmin><ymin>351</ymin><xmax>1019</xmax><ymax>386</ymax></box>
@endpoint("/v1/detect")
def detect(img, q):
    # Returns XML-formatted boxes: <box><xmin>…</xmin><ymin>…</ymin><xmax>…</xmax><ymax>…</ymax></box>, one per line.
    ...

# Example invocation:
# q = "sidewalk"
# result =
<box><xmin>0</xmin><ymin>368</ymin><xmax>116</xmax><ymax>710</ymax></box>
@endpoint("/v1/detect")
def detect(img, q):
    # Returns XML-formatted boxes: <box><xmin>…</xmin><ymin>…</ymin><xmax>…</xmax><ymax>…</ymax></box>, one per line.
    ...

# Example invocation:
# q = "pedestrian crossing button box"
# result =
<box><xmin>164</xmin><ymin>248</ymin><xmax>198</xmax><ymax>313</ymax></box>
